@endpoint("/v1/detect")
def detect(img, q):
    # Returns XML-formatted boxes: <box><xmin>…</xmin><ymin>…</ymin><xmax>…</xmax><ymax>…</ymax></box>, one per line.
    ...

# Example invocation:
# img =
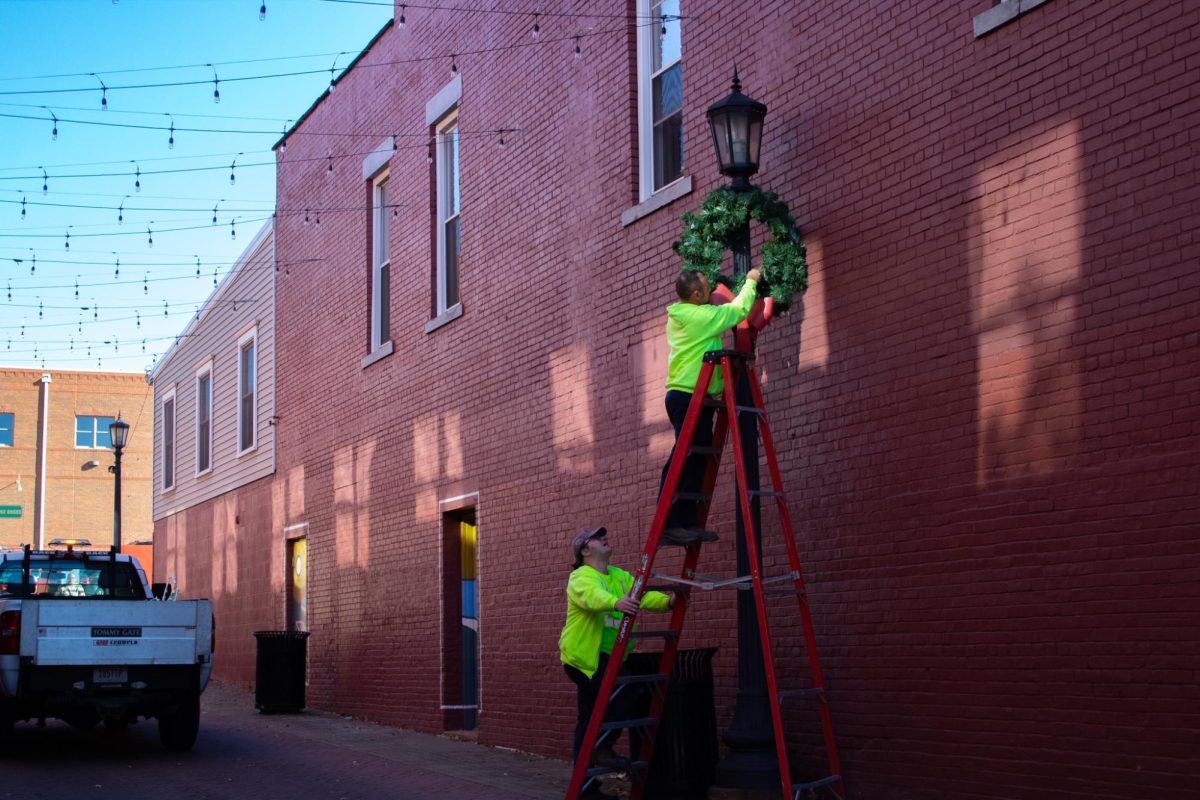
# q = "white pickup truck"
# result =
<box><xmin>0</xmin><ymin>544</ymin><xmax>213</xmax><ymax>751</ymax></box>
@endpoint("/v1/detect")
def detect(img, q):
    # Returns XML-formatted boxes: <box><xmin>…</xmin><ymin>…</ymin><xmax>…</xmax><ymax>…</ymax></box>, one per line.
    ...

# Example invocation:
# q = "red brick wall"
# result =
<box><xmin>204</xmin><ymin>1</ymin><xmax>1200</xmax><ymax>797</ymax></box>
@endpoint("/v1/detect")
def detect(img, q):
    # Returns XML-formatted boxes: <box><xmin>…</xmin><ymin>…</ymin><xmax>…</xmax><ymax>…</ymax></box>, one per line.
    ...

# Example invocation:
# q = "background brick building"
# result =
<box><xmin>156</xmin><ymin>1</ymin><xmax>1198</xmax><ymax>797</ymax></box>
<box><xmin>0</xmin><ymin>368</ymin><xmax>153</xmax><ymax>551</ymax></box>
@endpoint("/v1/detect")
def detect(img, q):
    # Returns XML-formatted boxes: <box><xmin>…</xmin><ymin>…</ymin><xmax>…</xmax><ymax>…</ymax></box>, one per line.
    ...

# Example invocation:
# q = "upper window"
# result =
<box><xmin>161</xmin><ymin>391</ymin><xmax>176</xmax><ymax>491</ymax></box>
<box><xmin>75</xmin><ymin>415</ymin><xmax>115</xmax><ymax>449</ymax></box>
<box><xmin>436</xmin><ymin>111</ymin><xmax>461</xmax><ymax>315</ymax></box>
<box><xmin>371</xmin><ymin>174</ymin><xmax>391</xmax><ymax>350</ymax></box>
<box><xmin>238</xmin><ymin>328</ymin><xmax>257</xmax><ymax>454</ymax></box>
<box><xmin>0</xmin><ymin>413</ymin><xmax>12</xmax><ymax>447</ymax></box>
<box><xmin>637</xmin><ymin>0</ymin><xmax>683</xmax><ymax>200</ymax></box>
<box><xmin>196</xmin><ymin>363</ymin><xmax>213</xmax><ymax>474</ymax></box>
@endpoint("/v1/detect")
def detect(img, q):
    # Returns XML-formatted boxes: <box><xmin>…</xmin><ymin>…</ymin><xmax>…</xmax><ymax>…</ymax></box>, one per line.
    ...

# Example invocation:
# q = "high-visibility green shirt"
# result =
<box><xmin>665</xmin><ymin>278</ymin><xmax>758</xmax><ymax>395</ymax></box>
<box><xmin>559</xmin><ymin>565</ymin><xmax>671</xmax><ymax>678</ymax></box>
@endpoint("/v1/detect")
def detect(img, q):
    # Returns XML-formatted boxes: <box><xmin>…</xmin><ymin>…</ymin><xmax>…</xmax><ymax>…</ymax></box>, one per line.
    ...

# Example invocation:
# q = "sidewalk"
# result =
<box><xmin>203</xmin><ymin>679</ymin><xmax>572</xmax><ymax>799</ymax></box>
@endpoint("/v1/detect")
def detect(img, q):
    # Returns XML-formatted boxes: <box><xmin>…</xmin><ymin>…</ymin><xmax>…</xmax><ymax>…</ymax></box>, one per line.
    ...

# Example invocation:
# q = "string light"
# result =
<box><xmin>38</xmin><ymin>299</ymin><xmax>43</xmax><ymax>319</ymax></box>
<box><xmin>136</xmin><ymin>310</ymin><xmax>141</xmax><ymax>328</ymax></box>
<box><xmin>531</xmin><ymin>11</ymin><xmax>540</xmax><ymax>40</ymax></box>
<box><xmin>20</xmin><ymin>194</ymin><xmax>26</xmax><ymax>221</ymax></box>
<box><xmin>143</xmin><ymin>272</ymin><xmax>148</xmax><ymax>294</ymax></box>
<box><xmin>450</xmin><ymin>54</ymin><xmax>458</xmax><ymax>75</ymax></box>
<box><xmin>398</xmin><ymin>3</ymin><xmax>406</xmax><ymax>26</ymax></box>
<box><xmin>74</xmin><ymin>277</ymin><xmax>79</xmax><ymax>299</ymax></box>
<box><xmin>303</xmin><ymin>208</ymin><xmax>310</xmax><ymax>224</ymax></box>
<box><xmin>328</xmin><ymin>56</ymin><xmax>339</xmax><ymax>93</ymax></box>
<box><xmin>41</xmin><ymin>168</ymin><xmax>48</xmax><ymax>194</ymax></box>
<box><xmin>230</xmin><ymin>217</ymin><xmax>238</xmax><ymax>239</ymax></box>
<box><xmin>131</xmin><ymin>160</ymin><xmax>141</xmax><ymax>192</ymax></box>
<box><xmin>229</xmin><ymin>155</ymin><xmax>239</xmax><ymax>185</ymax></box>
<box><xmin>93</xmin><ymin>74</ymin><xmax>108</xmax><ymax>110</ymax></box>
<box><xmin>146</xmin><ymin>223</ymin><xmax>153</xmax><ymax>248</ymax></box>
<box><xmin>326</xmin><ymin>152</ymin><xmax>333</xmax><ymax>175</ymax></box>
<box><xmin>574</xmin><ymin>36</ymin><xmax>581</xmax><ymax>61</ymax></box>
<box><xmin>166</xmin><ymin>114</ymin><xmax>175</xmax><ymax>149</ymax></box>
<box><xmin>113</xmin><ymin>254</ymin><xmax>120</xmax><ymax>278</ymax></box>
<box><xmin>212</xmin><ymin>199</ymin><xmax>222</xmax><ymax>224</ymax></box>
<box><xmin>497</xmin><ymin>129</ymin><xmax>505</xmax><ymax>148</ymax></box>
<box><xmin>208</xmin><ymin>64</ymin><xmax>221</xmax><ymax>103</ymax></box>
<box><xmin>63</xmin><ymin>228</ymin><xmax>70</xmax><ymax>250</ymax></box>
<box><xmin>195</xmin><ymin>256</ymin><xmax>201</xmax><ymax>277</ymax></box>
<box><xmin>44</xmin><ymin>107</ymin><xmax>58</xmax><ymax>141</ymax></box>
<box><xmin>118</xmin><ymin>195</ymin><xmax>127</xmax><ymax>224</ymax></box>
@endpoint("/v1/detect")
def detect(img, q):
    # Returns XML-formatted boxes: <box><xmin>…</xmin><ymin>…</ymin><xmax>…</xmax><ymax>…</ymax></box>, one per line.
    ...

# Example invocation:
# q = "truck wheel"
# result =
<box><xmin>158</xmin><ymin>693</ymin><xmax>200</xmax><ymax>752</ymax></box>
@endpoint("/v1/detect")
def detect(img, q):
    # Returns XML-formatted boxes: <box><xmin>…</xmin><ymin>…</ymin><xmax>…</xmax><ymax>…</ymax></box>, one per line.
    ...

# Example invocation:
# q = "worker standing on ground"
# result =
<box><xmin>660</xmin><ymin>267</ymin><xmax>761</xmax><ymax>540</ymax></box>
<box><xmin>560</xmin><ymin>527</ymin><xmax>673</xmax><ymax>798</ymax></box>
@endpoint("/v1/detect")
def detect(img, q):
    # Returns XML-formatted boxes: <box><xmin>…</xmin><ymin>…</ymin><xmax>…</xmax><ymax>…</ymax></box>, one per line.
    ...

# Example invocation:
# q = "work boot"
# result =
<box><xmin>662</xmin><ymin>527</ymin><xmax>719</xmax><ymax>546</ymax></box>
<box><xmin>590</xmin><ymin>745</ymin><xmax>629</xmax><ymax>770</ymax></box>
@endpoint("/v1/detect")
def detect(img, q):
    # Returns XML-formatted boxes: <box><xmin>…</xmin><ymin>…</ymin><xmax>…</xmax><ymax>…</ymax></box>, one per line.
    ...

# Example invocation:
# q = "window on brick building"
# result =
<box><xmin>436</xmin><ymin>111</ymin><xmax>461</xmax><ymax>316</ymax></box>
<box><xmin>196</xmin><ymin>362</ymin><xmax>213</xmax><ymax>474</ymax></box>
<box><xmin>238</xmin><ymin>327</ymin><xmax>257</xmax><ymax>454</ymax></box>
<box><xmin>161</xmin><ymin>390</ymin><xmax>175</xmax><ymax>490</ymax></box>
<box><xmin>371</xmin><ymin>173</ymin><xmax>391</xmax><ymax>352</ymax></box>
<box><xmin>75</xmin><ymin>415</ymin><xmax>115</xmax><ymax>449</ymax></box>
<box><xmin>636</xmin><ymin>0</ymin><xmax>683</xmax><ymax>200</ymax></box>
<box><xmin>0</xmin><ymin>412</ymin><xmax>12</xmax><ymax>447</ymax></box>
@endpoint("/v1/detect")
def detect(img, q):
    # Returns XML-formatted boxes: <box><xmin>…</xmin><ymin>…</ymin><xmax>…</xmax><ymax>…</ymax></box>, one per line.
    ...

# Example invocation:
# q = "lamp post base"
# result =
<box><xmin>714</xmin><ymin>689</ymin><xmax>780</xmax><ymax>790</ymax></box>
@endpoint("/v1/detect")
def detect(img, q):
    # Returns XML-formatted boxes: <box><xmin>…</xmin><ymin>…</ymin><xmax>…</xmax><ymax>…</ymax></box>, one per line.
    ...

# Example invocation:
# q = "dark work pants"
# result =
<box><xmin>659</xmin><ymin>390</ymin><xmax>716</xmax><ymax>529</ymax></box>
<box><xmin>565</xmin><ymin>653</ymin><xmax>645</xmax><ymax>761</ymax></box>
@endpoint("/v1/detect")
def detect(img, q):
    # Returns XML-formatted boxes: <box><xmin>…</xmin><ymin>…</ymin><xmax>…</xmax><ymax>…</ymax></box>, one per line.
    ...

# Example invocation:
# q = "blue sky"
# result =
<box><xmin>0</xmin><ymin>0</ymin><xmax>394</xmax><ymax>372</ymax></box>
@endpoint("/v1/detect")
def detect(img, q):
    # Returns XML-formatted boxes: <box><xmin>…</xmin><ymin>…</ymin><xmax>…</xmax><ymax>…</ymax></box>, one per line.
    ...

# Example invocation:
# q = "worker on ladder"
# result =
<box><xmin>559</xmin><ymin>527</ymin><xmax>675</xmax><ymax>799</ymax></box>
<box><xmin>661</xmin><ymin>266</ymin><xmax>761</xmax><ymax>542</ymax></box>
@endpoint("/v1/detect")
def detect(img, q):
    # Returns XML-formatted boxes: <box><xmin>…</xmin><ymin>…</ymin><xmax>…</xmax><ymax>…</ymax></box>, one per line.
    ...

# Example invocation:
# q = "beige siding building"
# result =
<box><xmin>148</xmin><ymin>222</ymin><xmax>275</xmax><ymax>544</ymax></box>
<box><xmin>0</xmin><ymin>368</ymin><xmax>153</xmax><ymax>550</ymax></box>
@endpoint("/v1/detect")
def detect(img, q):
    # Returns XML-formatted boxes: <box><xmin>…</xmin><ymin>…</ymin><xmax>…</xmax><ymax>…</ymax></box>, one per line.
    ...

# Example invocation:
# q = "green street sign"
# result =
<box><xmin>0</xmin><ymin>506</ymin><xmax>21</xmax><ymax>519</ymax></box>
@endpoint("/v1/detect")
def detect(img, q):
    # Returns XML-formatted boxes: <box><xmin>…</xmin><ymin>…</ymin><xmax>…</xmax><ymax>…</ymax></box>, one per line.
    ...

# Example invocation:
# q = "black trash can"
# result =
<box><xmin>254</xmin><ymin>630</ymin><xmax>310</xmax><ymax>713</ymax></box>
<box><xmin>627</xmin><ymin>647</ymin><xmax>719</xmax><ymax>800</ymax></box>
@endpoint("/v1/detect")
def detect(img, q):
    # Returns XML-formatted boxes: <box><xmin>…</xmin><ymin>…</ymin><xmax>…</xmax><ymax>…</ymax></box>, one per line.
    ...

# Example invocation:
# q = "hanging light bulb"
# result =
<box><xmin>497</xmin><ymin>129</ymin><xmax>506</xmax><ymax>148</ymax></box>
<box><xmin>229</xmin><ymin>155</ymin><xmax>238</xmax><ymax>185</ymax></box>
<box><xmin>64</xmin><ymin>228</ymin><xmax>70</xmax><ymax>250</ymax></box>
<box><xmin>143</xmin><ymin>273</ymin><xmax>149</xmax><ymax>295</ymax></box>
<box><xmin>5</xmin><ymin>281</ymin><xmax>9</xmax><ymax>302</ymax></box>
<box><xmin>230</xmin><ymin>217</ymin><xmax>237</xmax><ymax>240</ymax></box>
<box><xmin>38</xmin><ymin>299</ymin><xmax>43</xmax><ymax>319</ymax></box>
<box><xmin>164</xmin><ymin>300</ymin><xmax>169</xmax><ymax>317</ymax></box>
<box><xmin>195</xmin><ymin>256</ymin><xmax>201</xmax><ymax>278</ymax></box>
<box><xmin>328</xmin><ymin>55</ymin><xmax>339</xmax><ymax>93</ymax></box>
<box><xmin>531</xmin><ymin>11</ymin><xmax>540</xmax><ymax>40</ymax></box>
<box><xmin>74</xmin><ymin>277</ymin><xmax>79</xmax><ymax>299</ymax></box>
<box><xmin>327</xmin><ymin>153</ymin><xmax>334</xmax><ymax>175</ymax></box>
<box><xmin>96</xmin><ymin>76</ymin><xmax>108</xmax><ymax>111</ymax></box>
<box><xmin>136</xmin><ymin>311</ymin><xmax>141</xmax><ymax>328</ymax></box>
<box><xmin>212</xmin><ymin>200</ymin><xmax>222</xmax><ymax>225</ymax></box>
<box><xmin>661</xmin><ymin>13</ymin><xmax>668</xmax><ymax>36</ymax></box>
<box><xmin>451</xmin><ymin>55</ymin><xmax>458</xmax><ymax>75</ymax></box>
<box><xmin>69</xmin><ymin>338</ymin><xmax>73</xmax><ymax>351</ymax></box>
<box><xmin>398</xmin><ymin>3</ymin><xmax>406</xmax><ymax>26</ymax></box>
<box><xmin>167</xmin><ymin>115</ymin><xmax>175</xmax><ymax>149</ymax></box>
<box><xmin>303</xmin><ymin>209</ymin><xmax>310</xmax><ymax>225</ymax></box>
<box><xmin>93</xmin><ymin>302</ymin><xmax>98</xmax><ymax>320</ymax></box>
<box><xmin>259</xmin><ymin>2</ymin><xmax>266</xmax><ymax>21</ymax></box>
<box><xmin>44</xmin><ymin>107</ymin><xmax>58</xmax><ymax>141</ymax></box>
<box><xmin>40</xmin><ymin>168</ymin><xmax>48</xmax><ymax>195</ymax></box>
<box><xmin>20</xmin><ymin>194</ymin><xmax>25</xmax><ymax>221</ymax></box>
<box><xmin>209</xmin><ymin>64</ymin><xmax>221</xmax><ymax>103</ymax></box>
<box><xmin>30</xmin><ymin>251</ymin><xmax>36</xmax><ymax>275</ymax></box>
<box><xmin>132</xmin><ymin>161</ymin><xmax>141</xmax><ymax>192</ymax></box>
<box><xmin>118</xmin><ymin>196</ymin><xmax>126</xmax><ymax>225</ymax></box>
<box><xmin>113</xmin><ymin>254</ymin><xmax>120</xmax><ymax>279</ymax></box>
<box><xmin>147</xmin><ymin>224</ymin><xmax>153</xmax><ymax>248</ymax></box>
<box><xmin>427</xmin><ymin>144</ymin><xmax>434</xmax><ymax>164</ymax></box>
<box><xmin>574</xmin><ymin>36</ymin><xmax>581</xmax><ymax>61</ymax></box>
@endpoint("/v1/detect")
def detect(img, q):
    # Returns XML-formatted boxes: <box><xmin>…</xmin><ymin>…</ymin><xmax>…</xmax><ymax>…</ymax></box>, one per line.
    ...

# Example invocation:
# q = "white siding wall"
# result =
<box><xmin>150</xmin><ymin>223</ymin><xmax>275</xmax><ymax>520</ymax></box>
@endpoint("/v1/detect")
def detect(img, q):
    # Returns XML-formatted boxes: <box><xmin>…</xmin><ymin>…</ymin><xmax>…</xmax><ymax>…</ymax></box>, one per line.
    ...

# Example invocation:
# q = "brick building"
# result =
<box><xmin>0</xmin><ymin>368</ymin><xmax>153</xmax><ymax>551</ymax></box>
<box><xmin>155</xmin><ymin>1</ymin><xmax>1198</xmax><ymax>797</ymax></box>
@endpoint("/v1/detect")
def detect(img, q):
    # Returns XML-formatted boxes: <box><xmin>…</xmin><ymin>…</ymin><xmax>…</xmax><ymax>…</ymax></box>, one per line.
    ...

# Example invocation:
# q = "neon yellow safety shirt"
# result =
<box><xmin>665</xmin><ymin>278</ymin><xmax>758</xmax><ymax>396</ymax></box>
<box><xmin>559</xmin><ymin>565</ymin><xmax>670</xmax><ymax>678</ymax></box>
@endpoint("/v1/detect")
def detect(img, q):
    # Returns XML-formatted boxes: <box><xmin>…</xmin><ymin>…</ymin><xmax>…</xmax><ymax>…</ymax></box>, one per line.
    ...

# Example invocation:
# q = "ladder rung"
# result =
<box><xmin>778</xmin><ymin>687</ymin><xmax>825</xmax><ymax>701</ymax></box>
<box><xmin>615</xmin><ymin>673</ymin><xmax>670</xmax><ymax>686</ymax></box>
<box><xmin>599</xmin><ymin>717</ymin><xmax>658</xmax><ymax>732</ymax></box>
<box><xmin>736</xmin><ymin>405</ymin><xmax>765</xmax><ymax>416</ymax></box>
<box><xmin>585</xmin><ymin>761</ymin><xmax>648</xmax><ymax>779</ymax></box>
<box><xmin>793</xmin><ymin>774</ymin><xmax>842</xmax><ymax>796</ymax></box>
<box><xmin>747</xmin><ymin>489</ymin><xmax>784</xmax><ymax>499</ymax></box>
<box><xmin>671</xmin><ymin>491</ymin><xmax>710</xmax><ymax>503</ymax></box>
<box><xmin>629</xmin><ymin>629</ymin><xmax>679</xmax><ymax>640</ymax></box>
<box><xmin>702</xmin><ymin>349</ymin><xmax>753</xmax><ymax>363</ymax></box>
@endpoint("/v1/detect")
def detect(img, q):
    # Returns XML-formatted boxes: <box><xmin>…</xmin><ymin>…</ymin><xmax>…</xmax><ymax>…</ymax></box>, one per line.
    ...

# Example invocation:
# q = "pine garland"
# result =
<box><xmin>672</xmin><ymin>187</ymin><xmax>807</xmax><ymax>312</ymax></box>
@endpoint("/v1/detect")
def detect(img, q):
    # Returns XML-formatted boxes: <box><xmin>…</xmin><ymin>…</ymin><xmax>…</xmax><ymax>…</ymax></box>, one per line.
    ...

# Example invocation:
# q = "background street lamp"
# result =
<box><xmin>707</xmin><ymin>70</ymin><xmax>778</xmax><ymax>790</ymax></box>
<box><xmin>108</xmin><ymin>415</ymin><xmax>130</xmax><ymax>552</ymax></box>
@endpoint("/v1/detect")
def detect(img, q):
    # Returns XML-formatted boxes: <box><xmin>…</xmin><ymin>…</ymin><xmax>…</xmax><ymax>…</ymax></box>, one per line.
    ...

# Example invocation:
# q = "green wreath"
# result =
<box><xmin>672</xmin><ymin>187</ymin><xmax>807</xmax><ymax>312</ymax></box>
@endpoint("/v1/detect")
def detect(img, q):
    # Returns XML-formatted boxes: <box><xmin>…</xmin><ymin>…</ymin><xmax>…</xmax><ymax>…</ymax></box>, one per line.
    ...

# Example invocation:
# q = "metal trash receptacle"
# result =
<box><xmin>254</xmin><ymin>631</ymin><xmax>310</xmax><ymax>713</ymax></box>
<box><xmin>628</xmin><ymin>647</ymin><xmax>719</xmax><ymax>800</ymax></box>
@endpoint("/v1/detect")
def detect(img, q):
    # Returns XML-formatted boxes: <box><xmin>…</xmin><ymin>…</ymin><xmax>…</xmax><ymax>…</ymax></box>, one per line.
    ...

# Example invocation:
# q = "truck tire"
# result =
<box><xmin>158</xmin><ymin>693</ymin><xmax>200</xmax><ymax>752</ymax></box>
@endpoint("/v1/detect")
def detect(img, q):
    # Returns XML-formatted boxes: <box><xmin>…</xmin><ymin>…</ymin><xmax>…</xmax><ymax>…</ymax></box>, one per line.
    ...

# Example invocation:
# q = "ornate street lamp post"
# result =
<box><xmin>707</xmin><ymin>70</ymin><xmax>778</xmax><ymax>790</ymax></box>
<box><xmin>108</xmin><ymin>415</ymin><xmax>130</xmax><ymax>553</ymax></box>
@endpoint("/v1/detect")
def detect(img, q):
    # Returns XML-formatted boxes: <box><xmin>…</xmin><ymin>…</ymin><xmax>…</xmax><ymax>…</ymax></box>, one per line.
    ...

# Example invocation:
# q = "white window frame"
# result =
<box><xmin>73</xmin><ymin>415</ymin><xmax>115</xmax><ymax>450</ymax></box>
<box><xmin>161</xmin><ymin>388</ymin><xmax>176</xmax><ymax>491</ymax></box>
<box><xmin>237</xmin><ymin>327</ymin><xmax>258</xmax><ymax>457</ymax></box>
<box><xmin>195</xmin><ymin>359</ymin><xmax>214</xmax><ymax>476</ymax></box>
<box><xmin>635</xmin><ymin>0</ymin><xmax>684</xmax><ymax>202</ymax></box>
<box><xmin>435</xmin><ymin>110</ymin><xmax>460</xmax><ymax>316</ymax></box>
<box><xmin>371</xmin><ymin>172</ymin><xmax>391</xmax><ymax>351</ymax></box>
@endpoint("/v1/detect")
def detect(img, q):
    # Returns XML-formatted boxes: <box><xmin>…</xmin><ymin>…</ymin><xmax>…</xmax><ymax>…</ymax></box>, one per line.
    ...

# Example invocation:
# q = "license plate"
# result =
<box><xmin>93</xmin><ymin>667</ymin><xmax>127</xmax><ymax>684</ymax></box>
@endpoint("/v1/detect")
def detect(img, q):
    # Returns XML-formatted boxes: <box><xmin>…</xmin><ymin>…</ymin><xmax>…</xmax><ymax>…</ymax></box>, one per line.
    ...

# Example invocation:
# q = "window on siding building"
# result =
<box><xmin>238</xmin><ymin>328</ymin><xmax>257</xmax><ymax>454</ymax></box>
<box><xmin>637</xmin><ymin>0</ymin><xmax>683</xmax><ymax>199</ymax></box>
<box><xmin>371</xmin><ymin>174</ymin><xmax>391</xmax><ymax>351</ymax></box>
<box><xmin>436</xmin><ymin>111</ymin><xmax>460</xmax><ymax>315</ymax></box>
<box><xmin>75</xmin><ymin>415</ymin><xmax>115</xmax><ymax>449</ymax></box>
<box><xmin>196</xmin><ymin>363</ymin><xmax>213</xmax><ymax>473</ymax></box>
<box><xmin>0</xmin><ymin>413</ymin><xmax>12</xmax><ymax>447</ymax></box>
<box><xmin>162</xmin><ymin>391</ymin><xmax>175</xmax><ymax>490</ymax></box>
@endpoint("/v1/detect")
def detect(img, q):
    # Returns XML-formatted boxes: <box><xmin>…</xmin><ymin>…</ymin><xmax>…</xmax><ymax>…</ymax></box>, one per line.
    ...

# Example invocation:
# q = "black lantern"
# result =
<box><xmin>109</xmin><ymin>415</ymin><xmax>130</xmax><ymax>450</ymax></box>
<box><xmin>706</xmin><ymin>68</ymin><xmax>767</xmax><ymax>190</ymax></box>
<box><xmin>108</xmin><ymin>414</ymin><xmax>129</xmax><ymax>551</ymax></box>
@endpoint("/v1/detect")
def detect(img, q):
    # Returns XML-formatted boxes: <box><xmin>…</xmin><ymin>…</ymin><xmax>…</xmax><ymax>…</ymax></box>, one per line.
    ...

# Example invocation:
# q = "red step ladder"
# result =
<box><xmin>565</xmin><ymin>348</ymin><xmax>844</xmax><ymax>800</ymax></box>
